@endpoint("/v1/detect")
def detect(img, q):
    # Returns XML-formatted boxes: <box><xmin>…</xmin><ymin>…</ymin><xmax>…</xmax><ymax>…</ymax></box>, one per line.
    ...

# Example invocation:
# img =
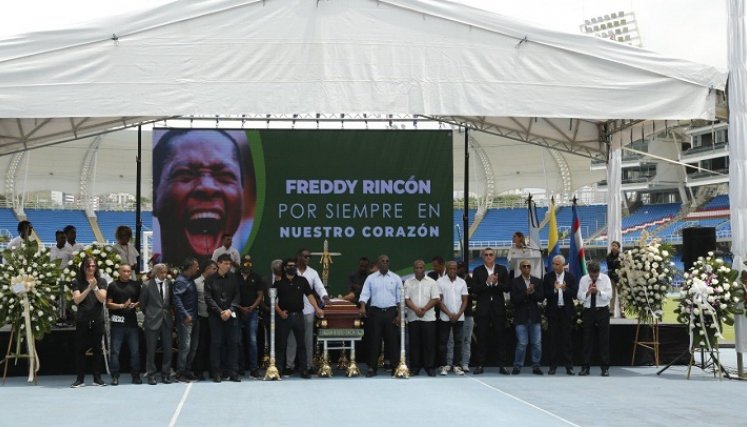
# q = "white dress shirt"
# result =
<box><xmin>554</xmin><ymin>271</ymin><xmax>565</xmax><ymax>307</ymax></box>
<box><xmin>404</xmin><ymin>276</ymin><xmax>439</xmax><ymax>322</ymax></box>
<box><xmin>577</xmin><ymin>273</ymin><xmax>613</xmax><ymax>308</ymax></box>
<box><xmin>437</xmin><ymin>276</ymin><xmax>469</xmax><ymax>322</ymax></box>
<box><xmin>212</xmin><ymin>246</ymin><xmax>240</xmax><ymax>265</ymax></box>
<box><xmin>298</xmin><ymin>265</ymin><xmax>328</xmax><ymax>315</ymax></box>
<box><xmin>50</xmin><ymin>243</ymin><xmax>74</xmax><ymax>267</ymax></box>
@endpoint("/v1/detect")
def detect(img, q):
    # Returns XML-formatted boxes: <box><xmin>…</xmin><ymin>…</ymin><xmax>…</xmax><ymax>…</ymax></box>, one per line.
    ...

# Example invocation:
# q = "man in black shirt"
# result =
<box><xmin>274</xmin><ymin>258</ymin><xmax>324</xmax><ymax>379</ymax></box>
<box><xmin>106</xmin><ymin>264</ymin><xmax>142</xmax><ymax>385</ymax></box>
<box><xmin>237</xmin><ymin>255</ymin><xmax>265</xmax><ymax>378</ymax></box>
<box><xmin>342</xmin><ymin>257</ymin><xmax>370</xmax><ymax>303</ymax></box>
<box><xmin>204</xmin><ymin>253</ymin><xmax>242</xmax><ymax>382</ymax></box>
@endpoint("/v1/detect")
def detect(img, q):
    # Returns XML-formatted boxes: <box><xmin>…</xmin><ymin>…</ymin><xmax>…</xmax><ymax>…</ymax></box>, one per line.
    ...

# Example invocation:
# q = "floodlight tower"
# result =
<box><xmin>579</xmin><ymin>10</ymin><xmax>643</xmax><ymax>48</ymax></box>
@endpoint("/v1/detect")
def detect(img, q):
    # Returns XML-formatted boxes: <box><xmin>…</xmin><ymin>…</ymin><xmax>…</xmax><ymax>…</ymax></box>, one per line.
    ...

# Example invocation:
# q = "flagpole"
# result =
<box><xmin>463</xmin><ymin>125</ymin><xmax>469</xmax><ymax>263</ymax></box>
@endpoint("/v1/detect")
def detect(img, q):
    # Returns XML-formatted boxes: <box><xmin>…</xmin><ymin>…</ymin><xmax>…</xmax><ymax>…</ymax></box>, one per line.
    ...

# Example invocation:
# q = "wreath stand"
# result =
<box><xmin>687</xmin><ymin>344</ymin><xmax>729</xmax><ymax>380</ymax></box>
<box><xmin>0</xmin><ymin>326</ymin><xmax>38</xmax><ymax>385</ymax></box>
<box><xmin>631</xmin><ymin>318</ymin><xmax>660</xmax><ymax>366</ymax></box>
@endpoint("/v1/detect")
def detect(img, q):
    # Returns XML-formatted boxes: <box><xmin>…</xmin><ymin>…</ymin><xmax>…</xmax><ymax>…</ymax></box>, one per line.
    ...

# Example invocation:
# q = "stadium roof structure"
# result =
<box><xmin>0</xmin><ymin>0</ymin><xmax>729</xmax><ymax>243</ymax></box>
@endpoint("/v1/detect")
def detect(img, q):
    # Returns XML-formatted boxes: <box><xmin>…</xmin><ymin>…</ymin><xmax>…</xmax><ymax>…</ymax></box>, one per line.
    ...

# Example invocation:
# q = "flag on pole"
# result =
<box><xmin>527</xmin><ymin>195</ymin><xmax>541</xmax><ymax>251</ymax></box>
<box><xmin>569</xmin><ymin>198</ymin><xmax>587</xmax><ymax>279</ymax></box>
<box><xmin>546</xmin><ymin>197</ymin><xmax>559</xmax><ymax>272</ymax></box>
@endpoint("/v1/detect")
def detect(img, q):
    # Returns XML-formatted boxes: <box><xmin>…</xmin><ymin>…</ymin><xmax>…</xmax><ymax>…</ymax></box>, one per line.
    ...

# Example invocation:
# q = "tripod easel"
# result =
<box><xmin>0</xmin><ymin>326</ymin><xmax>38</xmax><ymax>384</ymax></box>
<box><xmin>631</xmin><ymin>318</ymin><xmax>660</xmax><ymax>366</ymax></box>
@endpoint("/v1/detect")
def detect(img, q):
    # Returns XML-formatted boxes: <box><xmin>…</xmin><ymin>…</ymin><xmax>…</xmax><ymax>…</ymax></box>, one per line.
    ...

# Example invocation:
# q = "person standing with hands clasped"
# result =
<box><xmin>577</xmin><ymin>261</ymin><xmax>612</xmax><ymax>376</ymax></box>
<box><xmin>70</xmin><ymin>256</ymin><xmax>108</xmax><ymax>388</ymax></box>
<box><xmin>471</xmin><ymin>248</ymin><xmax>510</xmax><ymax>375</ymax></box>
<box><xmin>510</xmin><ymin>260</ymin><xmax>544</xmax><ymax>375</ymax></box>
<box><xmin>274</xmin><ymin>258</ymin><xmax>324</xmax><ymax>379</ymax></box>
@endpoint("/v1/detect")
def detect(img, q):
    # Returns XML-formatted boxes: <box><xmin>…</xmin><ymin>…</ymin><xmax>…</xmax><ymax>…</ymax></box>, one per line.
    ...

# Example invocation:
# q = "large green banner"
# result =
<box><xmin>153</xmin><ymin>128</ymin><xmax>452</xmax><ymax>294</ymax></box>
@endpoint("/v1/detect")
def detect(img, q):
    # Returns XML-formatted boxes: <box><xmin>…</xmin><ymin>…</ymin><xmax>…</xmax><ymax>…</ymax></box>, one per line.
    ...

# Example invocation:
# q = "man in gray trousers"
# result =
<box><xmin>140</xmin><ymin>263</ymin><xmax>174</xmax><ymax>385</ymax></box>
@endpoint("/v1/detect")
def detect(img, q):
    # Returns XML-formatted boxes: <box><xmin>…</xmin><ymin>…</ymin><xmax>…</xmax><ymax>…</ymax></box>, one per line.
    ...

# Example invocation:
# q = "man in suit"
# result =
<box><xmin>510</xmin><ymin>259</ymin><xmax>545</xmax><ymax>375</ymax></box>
<box><xmin>543</xmin><ymin>254</ymin><xmax>578</xmax><ymax>375</ymax></box>
<box><xmin>471</xmin><ymin>248</ymin><xmax>510</xmax><ymax>375</ymax></box>
<box><xmin>140</xmin><ymin>263</ymin><xmax>174</xmax><ymax>385</ymax></box>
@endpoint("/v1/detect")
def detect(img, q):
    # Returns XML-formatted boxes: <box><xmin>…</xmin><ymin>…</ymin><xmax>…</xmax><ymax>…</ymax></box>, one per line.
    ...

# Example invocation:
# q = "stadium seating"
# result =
<box><xmin>0</xmin><ymin>208</ymin><xmax>18</xmax><ymax>241</ymax></box>
<box><xmin>96</xmin><ymin>210</ymin><xmax>153</xmax><ymax>243</ymax></box>
<box><xmin>25</xmin><ymin>209</ymin><xmax>95</xmax><ymax>245</ymax></box>
<box><xmin>700</xmin><ymin>194</ymin><xmax>729</xmax><ymax>211</ymax></box>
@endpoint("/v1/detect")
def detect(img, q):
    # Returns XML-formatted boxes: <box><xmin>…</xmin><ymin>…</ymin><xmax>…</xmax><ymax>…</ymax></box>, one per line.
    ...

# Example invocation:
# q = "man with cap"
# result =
<box><xmin>237</xmin><ymin>254</ymin><xmax>265</xmax><ymax>378</ymax></box>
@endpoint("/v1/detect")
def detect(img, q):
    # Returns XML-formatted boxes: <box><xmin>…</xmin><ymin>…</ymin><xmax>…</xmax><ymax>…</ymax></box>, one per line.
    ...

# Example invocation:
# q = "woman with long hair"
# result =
<box><xmin>70</xmin><ymin>256</ymin><xmax>108</xmax><ymax>387</ymax></box>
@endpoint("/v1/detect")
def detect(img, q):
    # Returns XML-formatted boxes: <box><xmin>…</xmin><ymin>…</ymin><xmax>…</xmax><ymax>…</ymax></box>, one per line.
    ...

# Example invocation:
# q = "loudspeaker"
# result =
<box><xmin>682</xmin><ymin>227</ymin><xmax>716</xmax><ymax>271</ymax></box>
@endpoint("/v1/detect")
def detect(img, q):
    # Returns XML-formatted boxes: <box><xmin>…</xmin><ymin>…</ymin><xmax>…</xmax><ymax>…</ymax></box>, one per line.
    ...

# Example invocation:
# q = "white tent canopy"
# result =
<box><xmin>0</xmin><ymin>0</ymin><xmax>726</xmax><ymax>157</ymax></box>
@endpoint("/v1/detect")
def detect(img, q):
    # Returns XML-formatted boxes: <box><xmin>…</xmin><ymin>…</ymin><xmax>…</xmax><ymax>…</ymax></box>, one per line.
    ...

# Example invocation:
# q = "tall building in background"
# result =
<box><xmin>579</xmin><ymin>11</ymin><xmax>643</xmax><ymax>48</ymax></box>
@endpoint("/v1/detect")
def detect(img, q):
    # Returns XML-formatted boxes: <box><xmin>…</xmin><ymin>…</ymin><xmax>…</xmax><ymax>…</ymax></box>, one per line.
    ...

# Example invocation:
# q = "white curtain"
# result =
<box><xmin>728</xmin><ymin>0</ymin><xmax>747</xmax><ymax>353</ymax></box>
<box><xmin>607</xmin><ymin>139</ymin><xmax>623</xmax><ymax>317</ymax></box>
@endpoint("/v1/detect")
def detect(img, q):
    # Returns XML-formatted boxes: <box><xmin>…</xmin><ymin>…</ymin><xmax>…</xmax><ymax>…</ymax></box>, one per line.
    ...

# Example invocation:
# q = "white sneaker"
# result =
<box><xmin>444</xmin><ymin>365</ymin><xmax>452</xmax><ymax>372</ymax></box>
<box><xmin>440</xmin><ymin>366</ymin><xmax>449</xmax><ymax>376</ymax></box>
<box><xmin>453</xmin><ymin>366</ymin><xmax>464</xmax><ymax>376</ymax></box>
<box><xmin>461</xmin><ymin>364</ymin><xmax>470</xmax><ymax>372</ymax></box>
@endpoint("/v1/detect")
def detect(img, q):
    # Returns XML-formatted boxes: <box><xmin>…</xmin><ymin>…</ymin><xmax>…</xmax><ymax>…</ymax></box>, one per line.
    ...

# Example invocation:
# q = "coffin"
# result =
<box><xmin>319</xmin><ymin>299</ymin><xmax>362</xmax><ymax>329</ymax></box>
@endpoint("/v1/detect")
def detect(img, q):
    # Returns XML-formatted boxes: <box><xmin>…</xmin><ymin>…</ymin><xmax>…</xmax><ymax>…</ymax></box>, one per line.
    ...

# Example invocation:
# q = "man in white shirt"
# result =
<box><xmin>576</xmin><ymin>261</ymin><xmax>612</xmax><ymax>377</ymax></box>
<box><xmin>211</xmin><ymin>234</ymin><xmax>240</xmax><ymax>270</ymax></box>
<box><xmin>437</xmin><ymin>261</ymin><xmax>469</xmax><ymax>376</ymax></box>
<box><xmin>404</xmin><ymin>260</ymin><xmax>440</xmax><ymax>377</ymax></box>
<box><xmin>7</xmin><ymin>220</ymin><xmax>34</xmax><ymax>251</ymax></box>
<box><xmin>64</xmin><ymin>225</ymin><xmax>85</xmax><ymax>252</ymax></box>
<box><xmin>285</xmin><ymin>248</ymin><xmax>328</xmax><ymax>376</ymax></box>
<box><xmin>50</xmin><ymin>230</ymin><xmax>74</xmax><ymax>267</ymax></box>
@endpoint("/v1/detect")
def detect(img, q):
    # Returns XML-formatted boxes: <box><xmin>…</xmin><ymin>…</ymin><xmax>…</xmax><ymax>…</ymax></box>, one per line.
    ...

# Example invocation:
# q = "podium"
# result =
<box><xmin>507</xmin><ymin>246</ymin><xmax>543</xmax><ymax>279</ymax></box>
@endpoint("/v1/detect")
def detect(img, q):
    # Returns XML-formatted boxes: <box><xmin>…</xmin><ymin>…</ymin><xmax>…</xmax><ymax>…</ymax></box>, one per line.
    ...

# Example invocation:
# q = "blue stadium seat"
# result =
<box><xmin>96</xmin><ymin>210</ymin><xmax>153</xmax><ymax>243</ymax></box>
<box><xmin>25</xmin><ymin>209</ymin><xmax>95</xmax><ymax>245</ymax></box>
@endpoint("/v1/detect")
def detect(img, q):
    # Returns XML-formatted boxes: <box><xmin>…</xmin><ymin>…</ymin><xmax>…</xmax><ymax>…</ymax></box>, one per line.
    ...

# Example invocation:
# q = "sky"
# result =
<box><xmin>0</xmin><ymin>0</ymin><xmax>728</xmax><ymax>69</ymax></box>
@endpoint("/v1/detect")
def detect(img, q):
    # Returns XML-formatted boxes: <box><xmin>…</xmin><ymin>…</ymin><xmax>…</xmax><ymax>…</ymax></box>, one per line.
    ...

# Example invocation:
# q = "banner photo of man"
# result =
<box><xmin>153</xmin><ymin>128</ymin><xmax>451</xmax><ymax>294</ymax></box>
<box><xmin>152</xmin><ymin>129</ymin><xmax>256</xmax><ymax>265</ymax></box>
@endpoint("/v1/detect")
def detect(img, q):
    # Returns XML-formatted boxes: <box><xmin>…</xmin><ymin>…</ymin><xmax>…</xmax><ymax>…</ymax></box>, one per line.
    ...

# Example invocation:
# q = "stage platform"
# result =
<box><xmin>0</xmin><ymin>320</ymin><xmax>687</xmax><ymax>377</ymax></box>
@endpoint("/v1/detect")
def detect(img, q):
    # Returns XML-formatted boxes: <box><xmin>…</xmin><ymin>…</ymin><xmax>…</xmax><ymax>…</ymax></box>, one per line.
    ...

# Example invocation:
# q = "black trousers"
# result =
<box><xmin>208</xmin><ymin>315</ymin><xmax>239</xmax><ymax>377</ymax></box>
<box><xmin>366</xmin><ymin>307</ymin><xmax>398</xmax><ymax>370</ymax></box>
<box><xmin>276</xmin><ymin>312</ymin><xmax>306</xmax><ymax>372</ymax></box>
<box><xmin>192</xmin><ymin>316</ymin><xmax>210</xmax><ymax>376</ymax></box>
<box><xmin>74</xmin><ymin>319</ymin><xmax>104</xmax><ymax>380</ymax></box>
<box><xmin>475</xmin><ymin>311</ymin><xmax>507</xmax><ymax>367</ymax></box>
<box><xmin>407</xmin><ymin>321</ymin><xmax>436</xmax><ymax>370</ymax></box>
<box><xmin>582</xmin><ymin>307</ymin><xmax>610</xmax><ymax>368</ymax></box>
<box><xmin>438</xmin><ymin>320</ymin><xmax>464</xmax><ymax>367</ymax></box>
<box><xmin>547</xmin><ymin>309</ymin><xmax>574</xmax><ymax>368</ymax></box>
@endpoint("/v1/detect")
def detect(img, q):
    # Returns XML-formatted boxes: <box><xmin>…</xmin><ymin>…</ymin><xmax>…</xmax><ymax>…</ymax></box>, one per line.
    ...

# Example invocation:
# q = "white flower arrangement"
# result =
<box><xmin>63</xmin><ymin>243</ymin><xmax>122</xmax><ymax>309</ymax></box>
<box><xmin>0</xmin><ymin>240</ymin><xmax>62</xmax><ymax>342</ymax></box>
<box><xmin>675</xmin><ymin>252</ymin><xmax>745</xmax><ymax>349</ymax></box>
<box><xmin>617</xmin><ymin>237</ymin><xmax>675</xmax><ymax>322</ymax></box>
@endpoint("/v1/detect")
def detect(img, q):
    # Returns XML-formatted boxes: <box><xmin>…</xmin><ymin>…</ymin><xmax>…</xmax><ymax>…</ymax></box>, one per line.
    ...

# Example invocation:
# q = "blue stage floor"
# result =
<box><xmin>1</xmin><ymin>351</ymin><xmax>744</xmax><ymax>427</ymax></box>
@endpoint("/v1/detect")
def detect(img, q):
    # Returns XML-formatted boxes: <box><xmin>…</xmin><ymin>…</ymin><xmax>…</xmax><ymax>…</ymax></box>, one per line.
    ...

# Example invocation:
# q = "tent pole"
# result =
<box><xmin>135</xmin><ymin>125</ymin><xmax>142</xmax><ymax>274</ymax></box>
<box><xmin>463</xmin><ymin>125</ymin><xmax>469</xmax><ymax>263</ymax></box>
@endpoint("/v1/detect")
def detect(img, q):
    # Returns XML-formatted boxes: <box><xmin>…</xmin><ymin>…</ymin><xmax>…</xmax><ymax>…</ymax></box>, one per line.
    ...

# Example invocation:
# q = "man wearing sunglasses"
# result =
<box><xmin>510</xmin><ymin>260</ymin><xmax>545</xmax><ymax>375</ymax></box>
<box><xmin>471</xmin><ymin>248</ymin><xmax>510</xmax><ymax>375</ymax></box>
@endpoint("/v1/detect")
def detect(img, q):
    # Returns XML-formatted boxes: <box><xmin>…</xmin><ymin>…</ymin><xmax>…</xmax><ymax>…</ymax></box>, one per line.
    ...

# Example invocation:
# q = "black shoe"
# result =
<box><xmin>499</xmin><ymin>367</ymin><xmax>510</xmax><ymax>375</ymax></box>
<box><xmin>365</xmin><ymin>370</ymin><xmax>378</xmax><ymax>378</ymax></box>
<box><xmin>161</xmin><ymin>376</ymin><xmax>172</xmax><ymax>384</ymax></box>
<box><xmin>148</xmin><ymin>376</ymin><xmax>157</xmax><ymax>385</ymax></box>
<box><xmin>111</xmin><ymin>376</ymin><xmax>119</xmax><ymax>386</ymax></box>
<box><xmin>212</xmin><ymin>375</ymin><xmax>222</xmax><ymax>383</ymax></box>
<box><xmin>473</xmin><ymin>366</ymin><xmax>484</xmax><ymax>375</ymax></box>
<box><xmin>132</xmin><ymin>375</ymin><xmax>143</xmax><ymax>385</ymax></box>
<box><xmin>185</xmin><ymin>372</ymin><xmax>197</xmax><ymax>381</ymax></box>
<box><xmin>197</xmin><ymin>373</ymin><xmax>207</xmax><ymax>381</ymax></box>
<box><xmin>565</xmin><ymin>367</ymin><xmax>575</xmax><ymax>376</ymax></box>
<box><xmin>70</xmin><ymin>379</ymin><xmax>85</xmax><ymax>388</ymax></box>
<box><xmin>411</xmin><ymin>368</ymin><xmax>421</xmax><ymax>376</ymax></box>
<box><xmin>250</xmin><ymin>369</ymin><xmax>260</xmax><ymax>379</ymax></box>
<box><xmin>282</xmin><ymin>368</ymin><xmax>294</xmax><ymax>377</ymax></box>
<box><xmin>426</xmin><ymin>368</ymin><xmax>436</xmax><ymax>377</ymax></box>
<box><xmin>601</xmin><ymin>368</ymin><xmax>609</xmax><ymax>377</ymax></box>
<box><xmin>532</xmin><ymin>367</ymin><xmax>544</xmax><ymax>376</ymax></box>
<box><xmin>229</xmin><ymin>375</ymin><xmax>241</xmax><ymax>382</ymax></box>
<box><xmin>92</xmin><ymin>376</ymin><xmax>106</xmax><ymax>386</ymax></box>
<box><xmin>175</xmin><ymin>374</ymin><xmax>191</xmax><ymax>383</ymax></box>
<box><xmin>579</xmin><ymin>367</ymin><xmax>590</xmax><ymax>376</ymax></box>
<box><xmin>301</xmin><ymin>372</ymin><xmax>311</xmax><ymax>379</ymax></box>
<box><xmin>548</xmin><ymin>367</ymin><xmax>557</xmax><ymax>375</ymax></box>
<box><xmin>511</xmin><ymin>367</ymin><xmax>521</xmax><ymax>375</ymax></box>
